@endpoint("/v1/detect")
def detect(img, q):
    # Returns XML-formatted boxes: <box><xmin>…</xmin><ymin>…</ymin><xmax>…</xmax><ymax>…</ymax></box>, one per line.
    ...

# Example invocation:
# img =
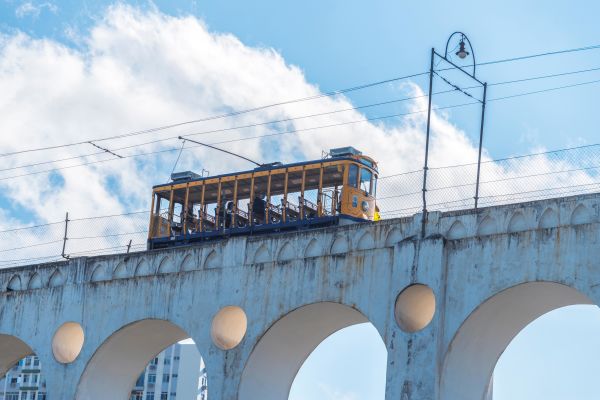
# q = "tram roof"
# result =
<box><xmin>153</xmin><ymin>153</ymin><xmax>377</xmax><ymax>190</ymax></box>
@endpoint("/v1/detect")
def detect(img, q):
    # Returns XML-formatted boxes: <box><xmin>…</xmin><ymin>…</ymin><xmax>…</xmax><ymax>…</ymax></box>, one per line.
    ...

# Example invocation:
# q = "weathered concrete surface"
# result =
<box><xmin>1</xmin><ymin>193</ymin><xmax>599</xmax><ymax>399</ymax></box>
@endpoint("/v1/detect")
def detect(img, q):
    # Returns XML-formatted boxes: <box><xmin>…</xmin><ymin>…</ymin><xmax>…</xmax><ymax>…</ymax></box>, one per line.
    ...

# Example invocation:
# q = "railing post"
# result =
<box><xmin>61</xmin><ymin>212</ymin><xmax>69</xmax><ymax>259</ymax></box>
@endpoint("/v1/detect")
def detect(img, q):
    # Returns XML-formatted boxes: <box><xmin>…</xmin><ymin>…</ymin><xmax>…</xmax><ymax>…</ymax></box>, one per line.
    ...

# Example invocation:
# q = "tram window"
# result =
<box><xmin>252</xmin><ymin>175</ymin><xmax>269</xmax><ymax>224</ymax></box>
<box><xmin>202</xmin><ymin>182</ymin><xmax>219</xmax><ymax>231</ymax></box>
<box><xmin>360</xmin><ymin>168</ymin><xmax>372</xmax><ymax>195</ymax></box>
<box><xmin>187</xmin><ymin>186</ymin><xmax>203</xmax><ymax>232</ymax></box>
<box><xmin>156</xmin><ymin>191</ymin><xmax>170</xmax><ymax>215</ymax></box>
<box><xmin>322</xmin><ymin>164</ymin><xmax>343</xmax><ymax>215</ymax></box>
<box><xmin>348</xmin><ymin>164</ymin><xmax>359</xmax><ymax>188</ymax></box>
<box><xmin>372</xmin><ymin>175</ymin><xmax>378</xmax><ymax>197</ymax></box>
<box><xmin>171</xmin><ymin>188</ymin><xmax>186</xmax><ymax>224</ymax></box>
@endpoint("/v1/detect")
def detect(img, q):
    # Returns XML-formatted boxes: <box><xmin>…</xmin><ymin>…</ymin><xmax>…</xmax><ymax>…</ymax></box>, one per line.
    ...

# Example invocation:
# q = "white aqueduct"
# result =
<box><xmin>1</xmin><ymin>192</ymin><xmax>599</xmax><ymax>399</ymax></box>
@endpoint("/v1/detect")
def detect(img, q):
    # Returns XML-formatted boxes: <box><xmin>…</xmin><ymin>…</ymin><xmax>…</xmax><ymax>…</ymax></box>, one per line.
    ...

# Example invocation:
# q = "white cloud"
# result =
<box><xmin>0</xmin><ymin>5</ymin><xmax>596</xmax><ymax>265</ymax></box>
<box><xmin>318</xmin><ymin>383</ymin><xmax>360</xmax><ymax>400</ymax></box>
<box><xmin>15</xmin><ymin>1</ymin><xmax>58</xmax><ymax>18</ymax></box>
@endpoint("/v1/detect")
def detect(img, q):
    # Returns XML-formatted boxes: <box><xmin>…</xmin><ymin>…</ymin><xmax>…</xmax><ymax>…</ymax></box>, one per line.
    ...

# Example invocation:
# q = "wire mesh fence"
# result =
<box><xmin>0</xmin><ymin>212</ymin><xmax>150</xmax><ymax>269</ymax></box>
<box><xmin>2</xmin><ymin>143</ymin><xmax>600</xmax><ymax>268</ymax></box>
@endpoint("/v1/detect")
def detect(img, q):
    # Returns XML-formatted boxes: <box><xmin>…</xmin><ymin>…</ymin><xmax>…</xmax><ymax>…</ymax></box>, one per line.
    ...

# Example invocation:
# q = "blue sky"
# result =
<box><xmin>2</xmin><ymin>1</ymin><xmax>600</xmax><ymax>399</ymax></box>
<box><xmin>3</xmin><ymin>0</ymin><xmax>600</xmax><ymax>158</ymax></box>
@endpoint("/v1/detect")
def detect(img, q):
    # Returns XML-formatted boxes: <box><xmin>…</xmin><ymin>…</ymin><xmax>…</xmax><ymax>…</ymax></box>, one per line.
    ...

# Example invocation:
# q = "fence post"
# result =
<box><xmin>126</xmin><ymin>239</ymin><xmax>132</xmax><ymax>254</ymax></box>
<box><xmin>421</xmin><ymin>48</ymin><xmax>435</xmax><ymax>238</ymax></box>
<box><xmin>61</xmin><ymin>212</ymin><xmax>69</xmax><ymax>259</ymax></box>
<box><xmin>474</xmin><ymin>82</ymin><xmax>488</xmax><ymax>209</ymax></box>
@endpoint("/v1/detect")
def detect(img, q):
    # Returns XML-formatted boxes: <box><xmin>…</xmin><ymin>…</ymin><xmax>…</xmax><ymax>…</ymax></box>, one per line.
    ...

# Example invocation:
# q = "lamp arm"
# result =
<box><xmin>444</xmin><ymin>31</ymin><xmax>476</xmax><ymax>77</ymax></box>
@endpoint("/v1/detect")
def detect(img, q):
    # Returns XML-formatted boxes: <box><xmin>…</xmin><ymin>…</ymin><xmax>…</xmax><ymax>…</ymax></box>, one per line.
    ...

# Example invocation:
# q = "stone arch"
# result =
<box><xmin>447</xmin><ymin>220</ymin><xmax>467</xmax><ymax>240</ymax></box>
<box><xmin>90</xmin><ymin>263</ymin><xmax>109</xmax><ymax>282</ymax></box>
<box><xmin>507</xmin><ymin>211</ymin><xmax>527</xmax><ymax>233</ymax></box>
<box><xmin>180</xmin><ymin>254</ymin><xmax>196</xmax><ymax>271</ymax></box>
<box><xmin>75</xmin><ymin>319</ymin><xmax>198</xmax><ymax>400</ymax></box>
<box><xmin>0</xmin><ymin>334</ymin><xmax>35</xmax><ymax>377</ymax></box>
<box><xmin>356</xmin><ymin>231</ymin><xmax>375</xmax><ymax>250</ymax></box>
<box><xmin>304</xmin><ymin>239</ymin><xmax>322</xmax><ymax>258</ymax></box>
<box><xmin>254</xmin><ymin>244</ymin><xmax>271</xmax><ymax>264</ymax></box>
<box><xmin>204</xmin><ymin>249</ymin><xmax>221</xmax><ymax>269</ymax></box>
<box><xmin>134</xmin><ymin>259</ymin><xmax>153</xmax><ymax>277</ymax></box>
<box><xmin>277</xmin><ymin>242</ymin><xmax>295</xmax><ymax>262</ymax></box>
<box><xmin>113</xmin><ymin>262</ymin><xmax>127</xmax><ymax>279</ymax></box>
<box><xmin>6</xmin><ymin>275</ymin><xmax>21</xmax><ymax>291</ymax></box>
<box><xmin>157</xmin><ymin>256</ymin><xmax>177</xmax><ymax>274</ymax></box>
<box><xmin>48</xmin><ymin>269</ymin><xmax>65</xmax><ymax>287</ymax></box>
<box><xmin>330</xmin><ymin>235</ymin><xmax>349</xmax><ymax>255</ymax></box>
<box><xmin>440</xmin><ymin>281</ymin><xmax>593</xmax><ymax>400</ymax></box>
<box><xmin>385</xmin><ymin>228</ymin><xmax>402</xmax><ymax>247</ymax></box>
<box><xmin>477</xmin><ymin>216</ymin><xmax>496</xmax><ymax>236</ymax></box>
<box><xmin>28</xmin><ymin>273</ymin><xmax>42</xmax><ymax>290</ymax></box>
<box><xmin>571</xmin><ymin>204</ymin><xmax>591</xmax><ymax>225</ymax></box>
<box><xmin>539</xmin><ymin>207</ymin><xmax>559</xmax><ymax>229</ymax></box>
<box><xmin>239</xmin><ymin>302</ymin><xmax>384</xmax><ymax>400</ymax></box>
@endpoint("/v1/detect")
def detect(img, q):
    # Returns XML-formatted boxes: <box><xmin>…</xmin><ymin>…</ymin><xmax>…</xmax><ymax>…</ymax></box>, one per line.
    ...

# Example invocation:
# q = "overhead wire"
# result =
<box><xmin>3</xmin><ymin>63</ymin><xmax>600</xmax><ymax>176</ymax></box>
<box><xmin>0</xmin><ymin>72</ymin><xmax>429</xmax><ymax>158</ymax></box>
<box><xmin>2</xmin><ymin>75</ymin><xmax>600</xmax><ymax>182</ymax></box>
<box><xmin>2</xmin><ymin>41</ymin><xmax>600</xmax><ymax>160</ymax></box>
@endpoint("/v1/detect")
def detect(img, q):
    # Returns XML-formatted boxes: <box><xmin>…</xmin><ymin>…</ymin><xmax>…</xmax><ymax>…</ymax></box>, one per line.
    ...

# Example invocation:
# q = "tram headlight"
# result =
<box><xmin>361</xmin><ymin>200</ymin><xmax>369</xmax><ymax>212</ymax></box>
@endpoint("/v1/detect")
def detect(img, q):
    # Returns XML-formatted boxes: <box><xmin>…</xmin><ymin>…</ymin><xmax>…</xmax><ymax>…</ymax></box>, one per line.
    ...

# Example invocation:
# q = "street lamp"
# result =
<box><xmin>420</xmin><ymin>32</ymin><xmax>488</xmax><ymax>236</ymax></box>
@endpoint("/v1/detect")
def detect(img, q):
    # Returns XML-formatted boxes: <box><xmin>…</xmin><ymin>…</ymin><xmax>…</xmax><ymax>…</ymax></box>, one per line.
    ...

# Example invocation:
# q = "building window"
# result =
<box><xmin>145</xmin><ymin>392</ymin><xmax>154</xmax><ymax>400</ymax></box>
<box><xmin>173</xmin><ymin>356</ymin><xmax>180</xmax><ymax>361</ymax></box>
<box><xmin>162</xmin><ymin>374</ymin><xmax>169</xmax><ymax>383</ymax></box>
<box><xmin>135</xmin><ymin>374</ymin><xmax>145</xmax><ymax>387</ymax></box>
<box><xmin>147</xmin><ymin>374</ymin><xmax>156</xmax><ymax>384</ymax></box>
<box><xmin>6</xmin><ymin>393</ymin><xmax>19</xmax><ymax>400</ymax></box>
<box><xmin>160</xmin><ymin>393</ymin><xmax>168</xmax><ymax>400</ymax></box>
<box><xmin>130</xmin><ymin>391</ymin><xmax>143</xmax><ymax>400</ymax></box>
<box><xmin>163</xmin><ymin>358</ymin><xmax>170</xmax><ymax>365</ymax></box>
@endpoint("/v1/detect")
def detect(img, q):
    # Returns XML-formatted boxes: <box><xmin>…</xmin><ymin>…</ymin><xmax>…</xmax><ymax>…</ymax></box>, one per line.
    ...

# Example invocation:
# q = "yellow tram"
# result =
<box><xmin>147</xmin><ymin>147</ymin><xmax>378</xmax><ymax>249</ymax></box>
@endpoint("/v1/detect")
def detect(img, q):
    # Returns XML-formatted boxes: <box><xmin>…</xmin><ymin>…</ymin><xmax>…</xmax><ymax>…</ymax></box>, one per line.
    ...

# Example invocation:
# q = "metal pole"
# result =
<box><xmin>61</xmin><ymin>212</ymin><xmax>69</xmax><ymax>259</ymax></box>
<box><xmin>474</xmin><ymin>82</ymin><xmax>488</xmax><ymax>209</ymax></box>
<box><xmin>126</xmin><ymin>239</ymin><xmax>132</xmax><ymax>254</ymax></box>
<box><xmin>421</xmin><ymin>48</ymin><xmax>435</xmax><ymax>237</ymax></box>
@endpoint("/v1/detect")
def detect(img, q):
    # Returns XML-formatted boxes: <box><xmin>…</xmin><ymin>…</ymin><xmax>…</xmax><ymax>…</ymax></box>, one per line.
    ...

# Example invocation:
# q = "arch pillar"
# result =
<box><xmin>383</xmin><ymin>236</ymin><xmax>445</xmax><ymax>400</ymax></box>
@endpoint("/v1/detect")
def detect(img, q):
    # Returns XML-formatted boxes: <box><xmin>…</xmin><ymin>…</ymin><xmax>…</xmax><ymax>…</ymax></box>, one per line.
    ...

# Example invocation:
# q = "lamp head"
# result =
<box><xmin>456</xmin><ymin>38</ymin><xmax>469</xmax><ymax>59</ymax></box>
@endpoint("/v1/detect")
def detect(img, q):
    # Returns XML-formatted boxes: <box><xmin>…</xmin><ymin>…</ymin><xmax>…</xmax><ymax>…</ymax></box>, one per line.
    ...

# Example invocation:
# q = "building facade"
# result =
<box><xmin>130</xmin><ymin>342</ymin><xmax>207</xmax><ymax>400</ymax></box>
<box><xmin>0</xmin><ymin>344</ymin><xmax>206</xmax><ymax>400</ymax></box>
<box><xmin>0</xmin><ymin>356</ymin><xmax>46</xmax><ymax>400</ymax></box>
